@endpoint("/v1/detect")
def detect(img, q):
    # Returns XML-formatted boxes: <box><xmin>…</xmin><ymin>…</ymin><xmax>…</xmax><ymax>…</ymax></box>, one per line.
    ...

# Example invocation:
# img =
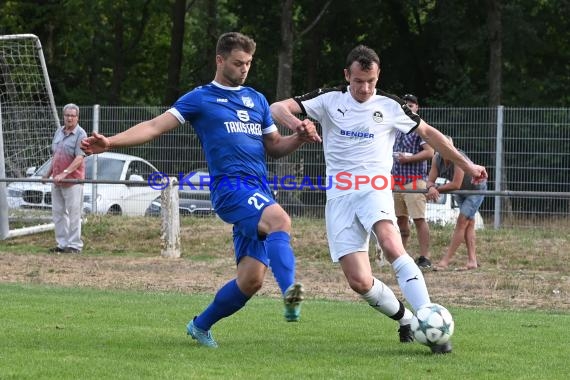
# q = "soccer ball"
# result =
<box><xmin>411</xmin><ymin>303</ymin><xmax>454</xmax><ymax>346</ymax></box>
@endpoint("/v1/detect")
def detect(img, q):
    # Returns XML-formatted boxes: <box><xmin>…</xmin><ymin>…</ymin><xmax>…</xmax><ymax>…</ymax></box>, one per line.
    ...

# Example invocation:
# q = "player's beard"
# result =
<box><xmin>223</xmin><ymin>69</ymin><xmax>247</xmax><ymax>87</ymax></box>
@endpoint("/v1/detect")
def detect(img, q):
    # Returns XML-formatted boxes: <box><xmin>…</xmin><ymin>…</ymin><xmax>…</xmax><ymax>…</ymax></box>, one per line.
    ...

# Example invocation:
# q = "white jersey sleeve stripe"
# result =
<box><xmin>262</xmin><ymin>124</ymin><xmax>278</xmax><ymax>134</ymax></box>
<box><xmin>167</xmin><ymin>107</ymin><xmax>185</xmax><ymax>124</ymax></box>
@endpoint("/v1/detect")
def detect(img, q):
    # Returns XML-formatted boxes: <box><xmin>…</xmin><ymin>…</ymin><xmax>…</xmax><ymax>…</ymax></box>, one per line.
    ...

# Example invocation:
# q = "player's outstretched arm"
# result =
<box><xmin>81</xmin><ymin>132</ymin><xmax>110</xmax><ymax>155</ymax></box>
<box><xmin>263</xmin><ymin>131</ymin><xmax>315</xmax><ymax>159</ymax></box>
<box><xmin>270</xmin><ymin>99</ymin><xmax>321</xmax><ymax>143</ymax></box>
<box><xmin>416</xmin><ymin>121</ymin><xmax>488</xmax><ymax>184</ymax></box>
<box><xmin>81</xmin><ymin>112</ymin><xmax>180</xmax><ymax>155</ymax></box>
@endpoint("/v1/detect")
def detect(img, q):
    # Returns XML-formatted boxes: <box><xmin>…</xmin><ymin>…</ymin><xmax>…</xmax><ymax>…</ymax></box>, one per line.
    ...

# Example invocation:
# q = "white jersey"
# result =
<box><xmin>295</xmin><ymin>86</ymin><xmax>420</xmax><ymax>199</ymax></box>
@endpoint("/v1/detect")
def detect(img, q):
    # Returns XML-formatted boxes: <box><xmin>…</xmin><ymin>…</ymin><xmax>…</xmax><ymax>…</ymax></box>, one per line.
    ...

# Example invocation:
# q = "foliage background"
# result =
<box><xmin>2</xmin><ymin>0</ymin><xmax>570</xmax><ymax>107</ymax></box>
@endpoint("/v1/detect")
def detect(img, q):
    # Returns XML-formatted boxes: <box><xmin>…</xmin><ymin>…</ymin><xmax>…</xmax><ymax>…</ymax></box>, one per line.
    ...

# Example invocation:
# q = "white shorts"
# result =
<box><xmin>325</xmin><ymin>189</ymin><xmax>396</xmax><ymax>262</ymax></box>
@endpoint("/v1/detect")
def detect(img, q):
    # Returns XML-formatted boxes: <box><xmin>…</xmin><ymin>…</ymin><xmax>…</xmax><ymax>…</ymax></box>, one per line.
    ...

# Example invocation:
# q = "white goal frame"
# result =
<box><xmin>0</xmin><ymin>34</ymin><xmax>60</xmax><ymax>239</ymax></box>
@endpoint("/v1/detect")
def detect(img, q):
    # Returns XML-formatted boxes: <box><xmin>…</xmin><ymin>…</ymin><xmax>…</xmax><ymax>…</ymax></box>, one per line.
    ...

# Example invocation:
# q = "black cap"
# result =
<box><xmin>402</xmin><ymin>94</ymin><xmax>418</xmax><ymax>104</ymax></box>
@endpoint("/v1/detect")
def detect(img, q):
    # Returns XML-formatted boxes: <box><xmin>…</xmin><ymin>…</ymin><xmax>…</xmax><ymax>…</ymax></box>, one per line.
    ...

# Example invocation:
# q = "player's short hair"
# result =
<box><xmin>216</xmin><ymin>32</ymin><xmax>256</xmax><ymax>58</ymax></box>
<box><xmin>345</xmin><ymin>45</ymin><xmax>380</xmax><ymax>72</ymax></box>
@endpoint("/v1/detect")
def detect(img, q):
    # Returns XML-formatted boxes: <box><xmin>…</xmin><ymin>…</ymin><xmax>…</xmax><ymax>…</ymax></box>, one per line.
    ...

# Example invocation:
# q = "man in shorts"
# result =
<box><xmin>271</xmin><ymin>44</ymin><xmax>487</xmax><ymax>354</ymax></box>
<box><xmin>391</xmin><ymin>94</ymin><xmax>434</xmax><ymax>269</ymax></box>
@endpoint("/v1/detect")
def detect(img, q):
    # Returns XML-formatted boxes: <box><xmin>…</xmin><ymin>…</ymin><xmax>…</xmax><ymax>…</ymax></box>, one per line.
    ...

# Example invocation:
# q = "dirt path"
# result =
<box><xmin>1</xmin><ymin>252</ymin><xmax>568</xmax><ymax>311</ymax></box>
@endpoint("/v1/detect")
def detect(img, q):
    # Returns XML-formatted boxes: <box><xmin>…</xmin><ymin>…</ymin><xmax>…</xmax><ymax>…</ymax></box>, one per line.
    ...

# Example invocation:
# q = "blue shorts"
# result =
<box><xmin>212</xmin><ymin>185</ymin><xmax>276</xmax><ymax>266</ymax></box>
<box><xmin>455</xmin><ymin>193</ymin><xmax>485</xmax><ymax>219</ymax></box>
<box><xmin>233</xmin><ymin>224</ymin><xmax>270</xmax><ymax>267</ymax></box>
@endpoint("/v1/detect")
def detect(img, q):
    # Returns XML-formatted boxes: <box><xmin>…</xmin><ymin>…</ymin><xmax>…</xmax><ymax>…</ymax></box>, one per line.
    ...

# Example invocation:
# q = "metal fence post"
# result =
<box><xmin>494</xmin><ymin>105</ymin><xmax>504</xmax><ymax>229</ymax></box>
<box><xmin>91</xmin><ymin>105</ymin><xmax>99</xmax><ymax>214</ymax></box>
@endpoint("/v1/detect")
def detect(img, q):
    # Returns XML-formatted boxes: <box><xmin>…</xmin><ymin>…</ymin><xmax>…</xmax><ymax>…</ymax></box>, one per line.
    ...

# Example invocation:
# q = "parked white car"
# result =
<box><xmin>6</xmin><ymin>152</ymin><xmax>162</xmax><ymax>216</ymax></box>
<box><xmin>425</xmin><ymin>178</ymin><xmax>485</xmax><ymax>229</ymax></box>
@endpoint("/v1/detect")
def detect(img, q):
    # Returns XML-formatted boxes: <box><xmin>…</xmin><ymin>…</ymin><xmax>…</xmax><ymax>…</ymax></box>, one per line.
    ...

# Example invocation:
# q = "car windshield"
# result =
<box><xmin>34</xmin><ymin>160</ymin><xmax>52</xmax><ymax>177</ymax></box>
<box><xmin>85</xmin><ymin>156</ymin><xmax>125</xmax><ymax>181</ymax></box>
<box><xmin>33</xmin><ymin>156</ymin><xmax>125</xmax><ymax>181</ymax></box>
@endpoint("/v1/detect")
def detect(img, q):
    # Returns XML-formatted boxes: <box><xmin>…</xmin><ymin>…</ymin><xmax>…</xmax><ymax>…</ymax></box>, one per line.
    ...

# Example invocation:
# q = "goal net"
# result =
<box><xmin>0</xmin><ymin>34</ymin><xmax>60</xmax><ymax>239</ymax></box>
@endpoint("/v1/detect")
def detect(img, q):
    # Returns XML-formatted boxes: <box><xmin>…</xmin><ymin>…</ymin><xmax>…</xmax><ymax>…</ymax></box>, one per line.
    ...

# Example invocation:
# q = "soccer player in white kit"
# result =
<box><xmin>271</xmin><ymin>44</ymin><xmax>488</xmax><ymax>354</ymax></box>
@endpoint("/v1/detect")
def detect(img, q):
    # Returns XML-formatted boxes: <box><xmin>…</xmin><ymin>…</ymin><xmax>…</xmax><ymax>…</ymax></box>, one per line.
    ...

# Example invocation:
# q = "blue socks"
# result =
<box><xmin>194</xmin><ymin>231</ymin><xmax>295</xmax><ymax>331</ymax></box>
<box><xmin>194</xmin><ymin>279</ymin><xmax>249</xmax><ymax>331</ymax></box>
<box><xmin>266</xmin><ymin>231</ymin><xmax>296</xmax><ymax>294</ymax></box>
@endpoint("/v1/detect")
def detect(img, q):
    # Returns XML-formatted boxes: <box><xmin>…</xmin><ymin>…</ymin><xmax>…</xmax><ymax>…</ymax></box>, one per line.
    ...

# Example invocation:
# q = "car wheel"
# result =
<box><xmin>107</xmin><ymin>205</ymin><xmax>122</xmax><ymax>216</ymax></box>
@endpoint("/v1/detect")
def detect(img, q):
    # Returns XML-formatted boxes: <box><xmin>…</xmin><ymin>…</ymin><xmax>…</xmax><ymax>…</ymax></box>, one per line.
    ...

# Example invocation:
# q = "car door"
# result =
<box><xmin>121</xmin><ymin>159</ymin><xmax>160</xmax><ymax>215</ymax></box>
<box><xmin>85</xmin><ymin>156</ymin><xmax>125</xmax><ymax>214</ymax></box>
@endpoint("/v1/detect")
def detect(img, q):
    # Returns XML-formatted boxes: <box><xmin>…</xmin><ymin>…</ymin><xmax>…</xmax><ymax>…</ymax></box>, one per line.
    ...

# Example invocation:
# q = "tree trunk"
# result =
<box><xmin>273</xmin><ymin>0</ymin><xmax>331</xmax><ymax>215</ymax></box>
<box><xmin>275</xmin><ymin>0</ymin><xmax>294</xmax><ymax>102</ymax></box>
<box><xmin>487</xmin><ymin>0</ymin><xmax>502</xmax><ymax>107</ymax></box>
<box><xmin>164</xmin><ymin>0</ymin><xmax>187</xmax><ymax>106</ymax></box>
<box><xmin>199</xmin><ymin>0</ymin><xmax>217</xmax><ymax>83</ymax></box>
<box><xmin>305</xmin><ymin>30</ymin><xmax>320</xmax><ymax>91</ymax></box>
<box><xmin>110</xmin><ymin>12</ymin><xmax>125</xmax><ymax>105</ymax></box>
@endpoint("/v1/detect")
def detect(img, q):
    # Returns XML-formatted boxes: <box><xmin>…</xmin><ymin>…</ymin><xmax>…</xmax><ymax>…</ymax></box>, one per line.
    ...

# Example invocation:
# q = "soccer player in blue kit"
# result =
<box><xmin>81</xmin><ymin>32</ymin><xmax>321</xmax><ymax>348</ymax></box>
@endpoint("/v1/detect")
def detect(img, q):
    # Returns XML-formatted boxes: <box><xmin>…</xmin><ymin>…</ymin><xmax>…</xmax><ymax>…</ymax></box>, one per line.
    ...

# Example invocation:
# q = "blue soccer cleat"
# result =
<box><xmin>284</xmin><ymin>283</ymin><xmax>304</xmax><ymax>322</ymax></box>
<box><xmin>187</xmin><ymin>318</ymin><xmax>218</xmax><ymax>348</ymax></box>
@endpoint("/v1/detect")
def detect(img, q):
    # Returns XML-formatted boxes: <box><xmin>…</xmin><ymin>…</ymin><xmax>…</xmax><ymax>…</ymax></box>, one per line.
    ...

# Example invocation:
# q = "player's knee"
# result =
<box><xmin>260</xmin><ymin>205</ymin><xmax>291</xmax><ymax>233</ymax></box>
<box><xmin>269</xmin><ymin>212</ymin><xmax>291</xmax><ymax>232</ymax></box>
<box><xmin>380</xmin><ymin>236</ymin><xmax>406</xmax><ymax>262</ymax></box>
<box><xmin>281</xmin><ymin>212</ymin><xmax>292</xmax><ymax>229</ymax></box>
<box><xmin>238</xmin><ymin>277</ymin><xmax>264</xmax><ymax>296</ymax></box>
<box><xmin>346</xmin><ymin>275</ymin><xmax>372</xmax><ymax>294</ymax></box>
<box><xmin>399</xmin><ymin>229</ymin><xmax>411</xmax><ymax>238</ymax></box>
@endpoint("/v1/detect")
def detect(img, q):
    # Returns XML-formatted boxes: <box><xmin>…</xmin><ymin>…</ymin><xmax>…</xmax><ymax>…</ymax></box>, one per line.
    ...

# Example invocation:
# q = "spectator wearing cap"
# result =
<box><xmin>389</xmin><ymin>94</ymin><xmax>435</xmax><ymax>269</ymax></box>
<box><xmin>402</xmin><ymin>93</ymin><xmax>418</xmax><ymax>104</ymax></box>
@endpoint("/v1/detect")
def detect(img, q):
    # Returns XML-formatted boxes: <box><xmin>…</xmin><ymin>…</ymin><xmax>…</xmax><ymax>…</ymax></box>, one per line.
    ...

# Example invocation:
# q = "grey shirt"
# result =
<box><xmin>434</xmin><ymin>151</ymin><xmax>486</xmax><ymax>190</ymax></box>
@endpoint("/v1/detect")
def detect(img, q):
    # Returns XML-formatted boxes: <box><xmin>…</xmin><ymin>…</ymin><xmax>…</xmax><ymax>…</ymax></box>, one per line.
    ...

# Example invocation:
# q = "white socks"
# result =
<box><xmin>361</xmin><ymin>277</ymin><xmax>414</xmax><ymax>325</ymax></box>
<box><xmin>392</xmin><ymin>254</ymin><xmax>431</xmax><ymax>311</ymax></box>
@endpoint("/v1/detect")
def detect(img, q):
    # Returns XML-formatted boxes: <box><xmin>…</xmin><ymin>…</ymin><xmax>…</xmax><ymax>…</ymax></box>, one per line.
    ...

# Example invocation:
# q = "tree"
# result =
<box><xmin>275</xmin><ymin>0</ymin><xmax>331</xmax><ymax>101</ymax></box>
<box><xmin>487</xmin><ymin>0</ymin><xmax>502</xmax><ymax>106</ymax></box>
<box><xmin>1</xmin><ymin>0</ymin><xmax>570</xmax><ymax>106</ymax></box>
<box><xmin>275</xmin><ymin>0</ymin><xmax>294</xmax><ymax>101</ymax></box>
<box><xmin>164</xmin><ymin>0</ymin><xmax>189</xmax><ymax>106</ymax></box>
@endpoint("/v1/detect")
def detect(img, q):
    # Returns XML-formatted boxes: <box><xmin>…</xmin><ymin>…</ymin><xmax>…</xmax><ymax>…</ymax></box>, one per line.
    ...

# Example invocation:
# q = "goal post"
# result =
<box><xmin>0</xmin><ymin>34</ymin><xmax>60</xmax><ymax>239</ymax></box>
<box><xmin>0</xmin><ymin>107</ymin><xmax>8</xmax><ymax>238</ymax></box>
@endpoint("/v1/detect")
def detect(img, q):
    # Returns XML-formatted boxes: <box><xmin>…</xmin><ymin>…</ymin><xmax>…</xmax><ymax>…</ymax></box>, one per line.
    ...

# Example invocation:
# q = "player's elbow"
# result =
<box><xmin>270</xmin><ymin>99</ymin><xmax>299</xmax><ymax>119</ymax></box>
<box><xmin>266</xmin><ymin>147</ymin><xmax>285</xmax><ymax>159</ymax></box>
<box><xmin>270</xmin><ymin>100</ymin><xmax>290</xmax><ymax>112</ymax></box>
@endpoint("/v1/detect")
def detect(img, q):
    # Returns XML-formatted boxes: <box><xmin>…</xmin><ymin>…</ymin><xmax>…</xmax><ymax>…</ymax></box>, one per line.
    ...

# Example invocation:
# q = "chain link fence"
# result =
<box><xmin>3</xmin><ymin>105</ymin><xmax>570</xmax><ymax>229</ymax></box>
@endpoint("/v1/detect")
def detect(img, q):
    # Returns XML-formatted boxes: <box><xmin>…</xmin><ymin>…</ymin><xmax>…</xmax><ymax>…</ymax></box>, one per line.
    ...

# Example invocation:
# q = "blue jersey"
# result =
<box><xmin>168</xmin><ymin>81</ymin><xmax>277</xmax><ymax>224</ymax></box>
<box><xmin>169</xmin><ymin>81</ymin><xmax>276</xmax><ymax>180</ymax></box>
